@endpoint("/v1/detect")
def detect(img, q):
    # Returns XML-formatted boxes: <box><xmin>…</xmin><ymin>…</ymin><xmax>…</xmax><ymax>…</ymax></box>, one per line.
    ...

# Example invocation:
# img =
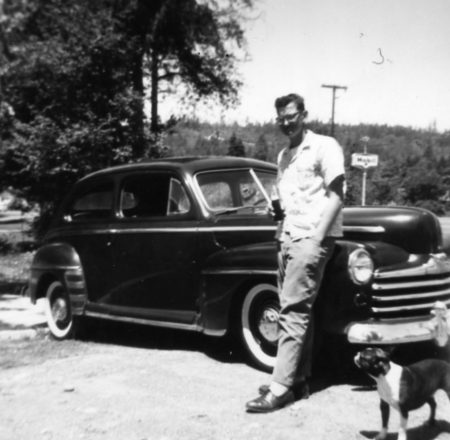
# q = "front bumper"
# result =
<box><xmin>346</xmin><ymin>301</ymin><xmax>450</xmax><ymax>346</ymax></box>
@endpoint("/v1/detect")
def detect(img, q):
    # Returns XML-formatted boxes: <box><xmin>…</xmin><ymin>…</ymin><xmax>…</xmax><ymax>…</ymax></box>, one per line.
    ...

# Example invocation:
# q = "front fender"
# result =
<box><xmin>199</xmin><ymin>241</ymin><xmax>278</xmax><ymax>335</ymax></box>
<box><xmin>318</xmin><ymin>239</ymin><xmax>410</xmax><ymax>334</ymax></box>
<box><xmin>29</xmin><ymin>242</ymin><xmax>87</xmax><ymax>315</ymax></box>
<box><xmin>198</xmin><ymin>237</ymin><xmax>413</xmax><ymax>338</ymax></box>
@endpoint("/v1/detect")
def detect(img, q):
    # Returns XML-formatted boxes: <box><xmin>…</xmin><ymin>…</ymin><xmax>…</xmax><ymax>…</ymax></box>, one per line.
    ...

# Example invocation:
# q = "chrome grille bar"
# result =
<box><xmin>373</xmin><ymin>275</ymin><xmax>450</xmax><ymax>290</ymax></box>
<box><xmin>374</xmin><ymin>256</ymin><xmax>450</xmax><ymax>279</ymax></box>
<box><xmin>373</xmin><ymin>286</ymin><xmax>450</xmax><ymax>302</ymax></box>
<box><xmin>372</xmin><ymin>298</ymin><xmax>450</xmax><ymax>313</ymax></box>
<box><xmin>369</xmin><ymin>254</ymin><xmax>450</xmax><ymax>317</ymax></box>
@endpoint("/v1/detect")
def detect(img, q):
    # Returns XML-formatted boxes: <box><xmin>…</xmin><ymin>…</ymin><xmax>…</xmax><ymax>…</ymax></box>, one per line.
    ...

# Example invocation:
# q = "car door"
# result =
<box><xmin>56</xmin><ymin>179</ymin><xmax>116</xmax><ymax>302</ymax></box>
<box><xmin>97</xmin><ymin>170</ymin><xmax>200</xmax><ymax>325</ymax></box>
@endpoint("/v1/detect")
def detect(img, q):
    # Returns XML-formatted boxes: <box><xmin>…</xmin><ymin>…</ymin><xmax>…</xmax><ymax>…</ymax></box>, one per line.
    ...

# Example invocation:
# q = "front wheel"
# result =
<box><xmin>240</xmin><ymin>283</ymin><xmax>280</xmax><ymax>371</ymax></box>
<box><xmin>44</xmin><ymin>280</ymin><xmax>84</xmax><ymax>340</ymax></box>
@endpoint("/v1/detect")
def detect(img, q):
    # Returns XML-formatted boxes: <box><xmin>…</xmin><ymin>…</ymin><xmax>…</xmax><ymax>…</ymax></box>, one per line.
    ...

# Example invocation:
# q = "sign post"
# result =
<box><xmin>351</xmin><ymin>137</ymin><xmax>378</xmax><ymax>206</ymax></box>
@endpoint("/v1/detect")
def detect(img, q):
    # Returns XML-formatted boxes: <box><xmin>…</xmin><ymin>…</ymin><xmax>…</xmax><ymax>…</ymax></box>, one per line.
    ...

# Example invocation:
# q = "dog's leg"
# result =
<box><xmin>398</xmin><ymin>408</ymin><xmax>409</xmax><ymax>440</ymax></box>
<box><xmin>426</xmin><ymin>397</ymin><xmax>436</xmax><ymax>426</ymax></box>
<box><xmin>375</xmin><ymin>399</ymin><xmax>389</xmax><ymax>440</ymax></box>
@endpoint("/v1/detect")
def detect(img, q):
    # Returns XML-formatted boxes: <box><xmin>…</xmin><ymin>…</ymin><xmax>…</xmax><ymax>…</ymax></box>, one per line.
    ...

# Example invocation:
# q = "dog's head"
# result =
<box><xmin>354</xmin><ymin>348</ymin><xmax>391</xmax><ymax>378</ymax></box>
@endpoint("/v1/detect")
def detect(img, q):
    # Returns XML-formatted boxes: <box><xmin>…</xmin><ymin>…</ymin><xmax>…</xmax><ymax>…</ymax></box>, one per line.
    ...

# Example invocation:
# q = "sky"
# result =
<box><xmin>161</xmin><ymin>0</ymin><xmax>450</xmax><ymax>132</ymax></box>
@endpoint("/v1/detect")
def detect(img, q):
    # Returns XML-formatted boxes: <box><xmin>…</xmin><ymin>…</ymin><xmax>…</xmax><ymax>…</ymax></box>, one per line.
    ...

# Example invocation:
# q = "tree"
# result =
<box><xmin>113</xmin><ymin>0</ymin><xmax>253</xmax><ymax>134</ymax></box>
<box><xmin>0</xmin><ymin>0</ymin><xmax>254</xmax><ymax>225</ymax></box>
<box><xmin>227</xmin><ymin>132</ymin><xmax>245</xmax><ymax>157</ymax></box>
<box><xmin>253</xmin><ymin>134</ymin><xmax>269</xmax><ymax>161</ymax></box>
<box><xmin>0</xmin><ymin>0</ymin><xmax>145</xmax><ymax>236</ymax></box>
<box><xmin>403</xmin><ymin>171</ymin><xmax>445</xmax><ymax>204</ymax></box>
<box><xmin>0</xmin><ymin>0</ymin><xmax>18</xmax><ymax>151</ymax></box>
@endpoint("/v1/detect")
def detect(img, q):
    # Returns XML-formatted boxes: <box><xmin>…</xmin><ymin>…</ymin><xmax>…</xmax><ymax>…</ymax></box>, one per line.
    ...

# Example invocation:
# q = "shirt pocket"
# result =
<box><xmin>295</xmin><ymin>151</ymin><xmax>318</xmax><ymax>190</ymax></box>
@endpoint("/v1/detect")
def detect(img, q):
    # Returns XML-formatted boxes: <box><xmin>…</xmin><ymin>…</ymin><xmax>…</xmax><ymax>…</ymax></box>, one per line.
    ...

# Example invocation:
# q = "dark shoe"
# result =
<box><xmin>246</xmin><ymin>390</ymin><xmax>294</xmax><ymax>413</ymax></box>
<box><xmin>258</xmin><ymin>382</ymin><xmax>310</xmax><ymax>400</ymax></box>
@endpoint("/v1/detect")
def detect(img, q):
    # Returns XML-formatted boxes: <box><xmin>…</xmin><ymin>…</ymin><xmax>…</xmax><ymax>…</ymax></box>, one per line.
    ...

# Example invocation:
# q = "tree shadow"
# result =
<box><xmin>361</xmin><ymin>420</ymin><xmax>450</xmax><ymax>440</ymax></box>
<box><xmin>72</xmin><ymin>318</ymin><xmax>450</xmax><ymax>393</ymax></box>
<box><xmin>308</xmin><ymin>358</ymin><xmax>374</xmax><ymax>395</ymax></box>
<box><xmin>82</xmin><ymin>319</ymin><xmax>396</xmax><ymax>388</ymax></box>
<box><xmin>307</xmin><ymin>339</ymin><xmax>450</xmax><ymax>396</ymax></box>
<box><xmin>85</xmin><ymin>319</ymin><xmax>246</xmax><ymax>366</ymax></box>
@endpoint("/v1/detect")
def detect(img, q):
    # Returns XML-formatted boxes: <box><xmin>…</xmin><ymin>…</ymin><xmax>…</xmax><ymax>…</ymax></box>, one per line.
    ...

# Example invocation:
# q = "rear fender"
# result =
<box><xmin>29</xmin><ymin>243</ymin><xmax>88</xmax><ymax>315</ymax></box>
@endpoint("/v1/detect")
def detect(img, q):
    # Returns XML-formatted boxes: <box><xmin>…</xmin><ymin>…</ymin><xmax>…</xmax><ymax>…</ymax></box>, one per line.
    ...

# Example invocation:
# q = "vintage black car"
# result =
<box><xmin>29</xmin><ymin>156</ymin><xmax>450</xmax><ymax>371</ymax></box>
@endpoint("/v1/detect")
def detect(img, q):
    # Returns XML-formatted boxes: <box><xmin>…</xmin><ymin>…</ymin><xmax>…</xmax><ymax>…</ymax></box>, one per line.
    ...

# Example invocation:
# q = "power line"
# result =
<box><xmin>321</xmin><ymin>84</ymin><xmax>347</xmax><ymax>137</ymax></box>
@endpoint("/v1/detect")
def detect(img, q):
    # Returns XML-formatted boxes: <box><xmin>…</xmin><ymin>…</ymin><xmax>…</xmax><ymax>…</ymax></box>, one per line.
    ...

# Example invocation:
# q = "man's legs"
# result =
<box><xmin>245</xmin><ymin>235</ymin><xmax>335</xmax><ymax>412</ymax></box>
<box><xmin>271</xmin><ymin>235</ymin><xmax>335</xmax><ymax>389</ymax></box>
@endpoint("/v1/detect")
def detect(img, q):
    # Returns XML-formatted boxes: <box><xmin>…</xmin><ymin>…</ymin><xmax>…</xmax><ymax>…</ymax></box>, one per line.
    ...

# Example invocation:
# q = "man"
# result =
<box><xmin>246</xmin><ymin>93</ymin><xmax>345</xmax><ymax>413</ymax></box>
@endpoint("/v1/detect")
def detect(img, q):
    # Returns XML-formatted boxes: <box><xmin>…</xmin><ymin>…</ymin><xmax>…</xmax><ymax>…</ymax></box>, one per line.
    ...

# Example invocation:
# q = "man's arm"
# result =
<box><xmin>313</xmin><ymin>175</ymin><xmax>344</xmax><ymax>243</ymax></box>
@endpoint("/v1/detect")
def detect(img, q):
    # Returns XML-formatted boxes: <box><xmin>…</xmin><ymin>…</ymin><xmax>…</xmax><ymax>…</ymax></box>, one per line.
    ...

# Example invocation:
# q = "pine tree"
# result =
<box><xmin>253</xmin><ymin>134</ymin><xmax>269</xmax><ymax>161</ymax></box>
<box><xmin>227</xmin><ymin>132</ymin><xmax>246</xmax><ymax>157</ymax></box>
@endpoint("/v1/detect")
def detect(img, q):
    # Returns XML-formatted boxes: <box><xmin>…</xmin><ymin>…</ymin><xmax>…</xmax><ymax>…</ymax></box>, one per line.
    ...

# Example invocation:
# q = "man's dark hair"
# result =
<box><xmin>274</xmin><ymin>93</ymin><xmax>305</xmax><ymax>112</ymax></box>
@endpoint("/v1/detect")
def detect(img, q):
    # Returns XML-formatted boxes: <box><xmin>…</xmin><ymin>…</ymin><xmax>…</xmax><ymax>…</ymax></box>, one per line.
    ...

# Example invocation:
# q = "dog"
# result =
<box><xmin>354</xmin><ymin>347</ymin><xmax>450</xmax><ymax>440</ymax></box>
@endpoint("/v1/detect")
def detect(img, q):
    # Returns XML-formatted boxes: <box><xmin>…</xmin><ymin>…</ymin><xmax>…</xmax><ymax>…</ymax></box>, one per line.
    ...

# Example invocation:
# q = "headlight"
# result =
<box><xmin>348</xmin><ymin>249</ymin><xmax>374</xmax><ymax>284</ymax></box>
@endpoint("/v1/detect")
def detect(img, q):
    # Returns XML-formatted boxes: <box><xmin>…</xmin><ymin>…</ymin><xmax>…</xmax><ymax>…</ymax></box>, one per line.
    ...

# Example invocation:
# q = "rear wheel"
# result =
<box><xmin>44</xmin><ymin>280</ymin><xmax>84</xmax><ymax>340</ymax></box>
<box><xmin>240</xmin><ymin>283</ymin><xmax>279</xmax><ymax>371</ymax></box>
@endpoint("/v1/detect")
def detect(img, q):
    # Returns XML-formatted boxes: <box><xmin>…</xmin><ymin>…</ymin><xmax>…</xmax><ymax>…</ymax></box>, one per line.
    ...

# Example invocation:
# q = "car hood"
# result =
<box><xmin>343</xmin><ymin>206</ymin><xmax>442</xmax><ymax>255</ymax></box>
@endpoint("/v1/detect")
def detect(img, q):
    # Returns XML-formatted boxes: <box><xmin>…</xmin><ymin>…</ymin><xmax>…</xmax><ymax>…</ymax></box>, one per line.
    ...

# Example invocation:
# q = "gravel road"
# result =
<box><xmin>2</xmin><ymin>321</ymin><xmax>450</xmax><ymax>440</ymax></box>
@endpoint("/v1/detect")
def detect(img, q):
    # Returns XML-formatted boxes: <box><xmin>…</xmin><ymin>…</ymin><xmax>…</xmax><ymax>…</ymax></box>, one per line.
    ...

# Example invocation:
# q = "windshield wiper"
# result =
<box><xmin>215</xmin><ymin>205</ymin><xmax>267</xmax><ymax>216</ymax></box>
<box><xmin>215</xmin><ymin>207</ymin><xmax>240</xmax><ymax>216</ymax></box>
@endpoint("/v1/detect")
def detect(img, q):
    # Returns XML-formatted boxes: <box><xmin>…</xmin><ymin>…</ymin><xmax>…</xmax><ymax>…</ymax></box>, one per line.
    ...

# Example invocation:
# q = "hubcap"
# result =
<box><xmin>52</xmin><ymin>297</ymin><xmax>68</xmax><ymax>322</ymax></box>
<box><xmin>258</xmin><ymin>307</ymin><xmax>279</xmax><ymax>344</ymax></box>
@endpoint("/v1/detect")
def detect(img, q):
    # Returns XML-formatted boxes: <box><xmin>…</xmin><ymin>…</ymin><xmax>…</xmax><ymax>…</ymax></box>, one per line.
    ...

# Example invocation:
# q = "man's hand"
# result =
<box><xmin>314</xmin><ymin>175</ymin><xmax>344</xmax><ymax>242</ymax></box>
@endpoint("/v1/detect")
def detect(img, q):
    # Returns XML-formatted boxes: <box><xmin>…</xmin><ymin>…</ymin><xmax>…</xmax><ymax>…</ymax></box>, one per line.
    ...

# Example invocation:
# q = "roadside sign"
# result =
<box><xmin>351</xmin><ymin>153</ymin><xmax>379</xmax><ymax>169</ymax></box>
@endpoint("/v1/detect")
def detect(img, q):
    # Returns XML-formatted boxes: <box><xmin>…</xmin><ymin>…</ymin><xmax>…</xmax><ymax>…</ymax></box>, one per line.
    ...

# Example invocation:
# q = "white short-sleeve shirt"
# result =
<box><xmin>277</xmin><ymin>130</ymin><xmax>345</xmax><ymax>241</ymax></box>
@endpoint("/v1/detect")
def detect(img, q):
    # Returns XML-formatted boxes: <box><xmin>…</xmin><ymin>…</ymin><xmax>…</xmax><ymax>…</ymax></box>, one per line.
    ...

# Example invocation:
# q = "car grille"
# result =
<box><xmin>370</xmin><ymin>268</ymin><xmax>450</xmax><ymax>320</ymax></box>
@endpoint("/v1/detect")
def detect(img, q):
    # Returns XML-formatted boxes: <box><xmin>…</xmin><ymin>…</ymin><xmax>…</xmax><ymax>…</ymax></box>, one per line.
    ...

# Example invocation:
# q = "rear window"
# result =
<box><xmin>119</xmin><ymin>174</ymin><xmax>190</xmax><ymax>218</ymax></box>
<box><xmin>70</xmin><ymin>182</ymin><xmax>113</xmax><ymax>221</ymax></box>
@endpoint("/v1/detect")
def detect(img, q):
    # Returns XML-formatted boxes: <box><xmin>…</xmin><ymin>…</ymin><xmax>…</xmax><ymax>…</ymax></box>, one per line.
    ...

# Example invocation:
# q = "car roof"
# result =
<box><xmin>78</xmin><ymin>156</ymin><xmax>277</xmax><ymax>183</ymax></box>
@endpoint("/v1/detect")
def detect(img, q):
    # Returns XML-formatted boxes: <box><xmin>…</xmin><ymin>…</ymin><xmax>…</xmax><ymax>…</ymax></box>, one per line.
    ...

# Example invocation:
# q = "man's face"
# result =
<box><xmin>276</xmin><ymin>102</ymin><xmax>305</xmax><ymax>139</ymax></box>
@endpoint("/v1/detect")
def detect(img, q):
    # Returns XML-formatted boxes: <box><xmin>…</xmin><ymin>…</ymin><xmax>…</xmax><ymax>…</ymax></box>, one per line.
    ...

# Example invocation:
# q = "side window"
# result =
<box><xmin>239</xmin><ymin>181</ymin><xmax>261</xmax><ymax>206</ymax></box>
<box><xmin>167</xmin><ymin>178</ymin><xmax>190</xmax><ymax>215</ymax></box>
<box><xmin>120</xmin><ymin>173</ymin><xmax>172</xmax><ymax>218</ymax></box>
<box><xmin>254</xmin><ymin>171</ymin><xmax>277</xmax><ymax>198</ymax></box>
<box><xmin>199</xmin><ymin>181</ymin><xmax>233</xmax><ymax>210</ymax></box>
<box><xmin>70</xmin><ymin>182</ymin><xmax>113</xmax><ymax>221</ymax></box>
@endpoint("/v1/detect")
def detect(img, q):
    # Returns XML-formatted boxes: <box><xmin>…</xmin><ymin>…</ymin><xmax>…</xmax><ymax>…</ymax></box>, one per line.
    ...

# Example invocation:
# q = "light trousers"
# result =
<box><xmin>272</xmin><ymin>234</ymin><xmax>335</xmax><ymax>387</ymax></box>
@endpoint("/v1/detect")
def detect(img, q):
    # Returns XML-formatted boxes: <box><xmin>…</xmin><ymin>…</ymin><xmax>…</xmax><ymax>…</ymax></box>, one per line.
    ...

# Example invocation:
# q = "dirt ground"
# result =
<box><xmin>1</xmin><ymin>322</ymin><xmax>450</xmax><ymax>440</ymax></box>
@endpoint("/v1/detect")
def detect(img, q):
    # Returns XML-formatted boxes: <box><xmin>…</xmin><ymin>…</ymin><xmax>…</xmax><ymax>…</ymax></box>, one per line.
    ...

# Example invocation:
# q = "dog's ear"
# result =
<box><xmin>381</xmin><ymin>349</ymin><xmax>390</xmax><ymax>358</ymax></box>
<box><xmin>374</xmin><ymin>348</ymin><xmax>391</xmax><ymax>361</ymax></box>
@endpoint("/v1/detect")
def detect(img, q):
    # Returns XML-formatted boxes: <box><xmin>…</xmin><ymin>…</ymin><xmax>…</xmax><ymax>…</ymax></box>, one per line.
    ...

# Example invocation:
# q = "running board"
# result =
<box><xmin>84</xmin><ymin>311</ymin><xmax>201</xmax><ymax>332</ymax></box>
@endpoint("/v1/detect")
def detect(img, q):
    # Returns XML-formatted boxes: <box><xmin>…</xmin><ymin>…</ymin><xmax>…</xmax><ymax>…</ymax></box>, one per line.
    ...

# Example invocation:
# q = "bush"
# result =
<box><xmin>15</xmin><ymin>241</ymin><xmax>39</xmax><ymax>253</ymax></box>
<box><xmin>413</xmin><ymin>199</ymin><xmax>447</xmax><ymax>216</ymax></box>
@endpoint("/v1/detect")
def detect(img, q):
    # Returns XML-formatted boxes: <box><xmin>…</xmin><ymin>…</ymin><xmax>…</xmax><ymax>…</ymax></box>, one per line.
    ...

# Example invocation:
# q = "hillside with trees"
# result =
<box><xmin>163</xmin><ymin>118</ymin><xmax>450</xmax><ymax>215</ymax></box>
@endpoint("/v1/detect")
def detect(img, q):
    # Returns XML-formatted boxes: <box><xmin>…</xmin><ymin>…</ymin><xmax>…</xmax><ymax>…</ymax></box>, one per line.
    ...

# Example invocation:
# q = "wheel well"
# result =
<box><xmin>36</xmin><ymin>274</ymin><xmax>59</xmax><ymax>300</ymax></box>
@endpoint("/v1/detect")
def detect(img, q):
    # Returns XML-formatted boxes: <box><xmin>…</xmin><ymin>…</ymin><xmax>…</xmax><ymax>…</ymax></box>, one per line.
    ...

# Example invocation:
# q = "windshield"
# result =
<box><xmin>195</xmin><ymin>168</ymin><xmax>277</xmax><ymax>214</ymax></box>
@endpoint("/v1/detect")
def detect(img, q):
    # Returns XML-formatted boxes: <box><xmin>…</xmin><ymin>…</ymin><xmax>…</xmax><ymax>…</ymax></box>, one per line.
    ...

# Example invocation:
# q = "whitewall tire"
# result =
<box><xmin>241</xmin><ymin>283</ymin><xmax>279</xmax><ymax>372</ymax></box>
<box><xmin>44</xmin><ymin>280</ymin><xmax>77</xmax><ymax>340</ymax></box>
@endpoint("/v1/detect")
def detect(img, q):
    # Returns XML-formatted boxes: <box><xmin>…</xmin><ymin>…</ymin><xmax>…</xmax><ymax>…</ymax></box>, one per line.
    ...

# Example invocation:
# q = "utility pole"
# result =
<box><xmin>321</xmin><ymin>84</ymin><xmax>347</xmax><ymax>137</ymax></box>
